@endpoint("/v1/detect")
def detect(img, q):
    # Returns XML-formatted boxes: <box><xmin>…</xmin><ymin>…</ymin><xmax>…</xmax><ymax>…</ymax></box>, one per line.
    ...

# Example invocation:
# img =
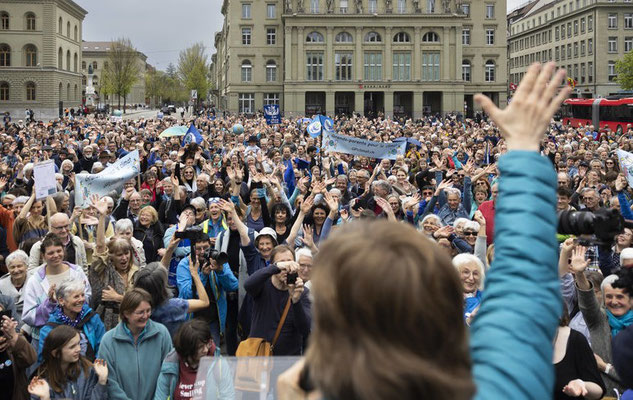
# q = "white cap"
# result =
<box><xmin>255</xmin><ymin>227</ymin><xmax>278</xmax><ymax>245</ymax></box>
<box><xmin>620</xmin><ymin>247</ymin><xmax>633</xmax><ymax>267</ymax></box>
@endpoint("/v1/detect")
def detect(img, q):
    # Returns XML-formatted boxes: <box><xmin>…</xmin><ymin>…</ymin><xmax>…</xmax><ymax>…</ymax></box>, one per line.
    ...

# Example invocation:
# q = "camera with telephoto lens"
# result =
<box><xmin>175</xmin><ymin>226</ymin><xmax>228</xmax><ymax>266</ymax></box>
<box><xmin>557</xmin><ymin>209</ymin><xmax>633</xmax><ymax>248</ymax></box>
<box><xmin>174</xmin><ymin>226</ymin><xmax>204</xmax><ymax>241</ymax></box>
<box><xmin>202</xmin><ymin>248</ymin><xmax>228</xmax><ymax>265</ymax></box>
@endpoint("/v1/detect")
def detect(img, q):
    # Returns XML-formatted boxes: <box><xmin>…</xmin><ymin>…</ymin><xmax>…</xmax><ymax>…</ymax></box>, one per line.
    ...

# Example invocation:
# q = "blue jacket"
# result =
<box><xmin>97</xmin><ymin>319</ymin><xmax>173</xmax><ymax>400</ymax></box>
<box><xmin>176</xmin><ymin>257</ymin><xmax>239</xmax><ymax>333</ymax></box>
<box><xmin>153</xmin><ymin>349</ymin><xmax>235</xmax><ymax>400</ymax></box>
<box><xmin>470</xmin><ymin>152</ymin><xmax>561</xmax><ymax>399</ymax></box>
<box><xmin>38</xmin><ymin>303</ymin><xmax>105</xmax><ymax>363</ymax></box>
<box><xmin>31</xmin><ymin>368</ymin><xmax>107</xmax><ymax>400</ymax></box>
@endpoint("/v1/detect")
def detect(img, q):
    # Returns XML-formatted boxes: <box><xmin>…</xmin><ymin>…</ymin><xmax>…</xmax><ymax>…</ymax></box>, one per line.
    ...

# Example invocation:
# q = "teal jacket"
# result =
<box><xmin>153</xmin><ymin>348</ymin><xmax>235</xmax><ymax>400</ymax></box>
<box><xmin>470</xmin><ymin>151</ymin><xmax>561</xmax><ymax>399</ymax></box>
<box><xmin>97</xmin><ymin>319</ymin><xmax>173</xmax><ymax>400</ymax></box>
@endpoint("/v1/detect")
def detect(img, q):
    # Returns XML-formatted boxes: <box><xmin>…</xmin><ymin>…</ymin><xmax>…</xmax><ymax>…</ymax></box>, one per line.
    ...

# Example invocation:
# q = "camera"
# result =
<box><xmin>287</xmin><ymin>272</ymin><xmax>298</xmax><ymax>285</ymax></box>
<box><xmin>202</xmin><ymin>248</ymin><xmax>228</xmax><ymax>265</ymax></box>
<box><xmin>174</xmin><ymin>226</ymin><xmax>204</xmax><ymax>241</ymax></box>
<box><xmin>557</xmin><ymin>209</ymin><xmax>632</xmax><ymax>248</ymax></box>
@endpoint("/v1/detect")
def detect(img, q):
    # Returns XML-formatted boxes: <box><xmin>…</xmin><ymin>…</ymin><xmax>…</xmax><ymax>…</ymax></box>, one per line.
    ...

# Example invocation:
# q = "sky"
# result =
<box><xmin>78</xmin><ymin>0</ymin><xmax>526</xmax><ymax>71</ymax></box>
<box><xmin>77</xmin><ymin>0</ymin><xmax>223</xmax><ymax>71</ymax></box>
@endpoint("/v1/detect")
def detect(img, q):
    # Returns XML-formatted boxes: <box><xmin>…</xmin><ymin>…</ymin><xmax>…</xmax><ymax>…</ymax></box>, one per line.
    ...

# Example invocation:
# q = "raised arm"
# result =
<box><xmin>17</xmin><ymin>192</ymin><xmax>35</xmax><ymax>220</ymax></box>
<box><xmin>470</xmin><ymin>62</ymin><xmax>571</xmax><ymax>400</ymax></box>
<box><xmin>91</xmin><ymin>195</ymin><xmax>109</xmax><ymax>254</ymax></box>
<box><xmin>218</xmin><ymin>199</ymin><xmax>250</xmax><ymax>247</ymax></box>
<box><xmin>185</xmin><ymin>256</ymin><xmax>210</xmax><ymax>313</ymax></box>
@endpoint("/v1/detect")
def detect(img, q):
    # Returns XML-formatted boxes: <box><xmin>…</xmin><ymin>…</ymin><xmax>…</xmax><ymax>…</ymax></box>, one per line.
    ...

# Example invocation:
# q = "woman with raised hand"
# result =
<box><xmin>29</xmin><ymin>325</ymin><xmax>108</xmax><ymax>400</ymax></box>
<box><xmin>278</xmin><ymin>62</ymin><xmax>572</xmax><ymax>400</ymax></box>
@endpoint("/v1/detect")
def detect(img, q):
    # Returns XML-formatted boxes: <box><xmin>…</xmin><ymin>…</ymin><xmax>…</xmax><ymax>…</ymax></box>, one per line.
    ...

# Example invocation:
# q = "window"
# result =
<box><xmin>335</xmin><ymin>52</ymin><xmax>353</xmax><ymax>80</ymax></box>
<box><xmin>485</xmin><ymin>60</ymin><xmax>495</xmax><ymax>82</ymax></box>
<box><xmin>264</xmin><ymin>93</ymin><xmax>279</xmax><ymax>106</ymax></box>
<box><xmin>588</xmin><ymin>38</ymin><xmax>593</xmax><ymax>54</ymax></box>
<box><xmin>306</xmin><ymin>52</ymin><xmax>324</xmax><ymax>80</ymax></box>
<box><xmin>567</xmin><ymin>22</ymin><xmax>571</xmax><ymax>38</ymax></box>
<box><xmin>588</xmin><ymin>62</ymin><xmax>593</xmax><ymax>83</ymax></box>
<box><xmin>25</xmin><ymin>44</ymin><xmax>36</xmax><ymax>66</ymax></box>
<box><xmin>82</xmin><ymin>61</ymin><xmax>86</xmax><ymax>70</ymax></box>
<box><xmin>82</xmin><ymin>75</ymin><xmax>86</xmax><ymax>86</ymax></box>
<box><xmin>1</xmin><ymin>12</ymin><xmax>8</xmax><ymax>30</ymax></box>
<box><xmin>306</xmin><ymin>31</ymin><xmax>324</xmax><ymax>42</ymax></box>
<box><xmin>369</xmin><ymin>0</ymin><xmax>377</xmax><ymax>12</ymax></box>
<box><xmin>567</xmin><ymin>44</ymin><xmax>571</xmax><ymax>58</ymax></box>
<box><xmin>555</xmin><ymin>26</ymin><xmax>559</xmax><ymax>40</ymax></box>
<box><xmin>340</xmin><ymin>0</ymin><xmax>348</xmax><ymax>13</ymax></box>
<box><xmin>485</xmin><ymin>29</ymin><xmax>495</xmax><ymax>45</ymax></box>
<box><xmin>58</xmin><ymin>47</ymin><xmax>62</xmax><ymax>69</ymax></box>
<box><xmin>92</xmin><ymin>75</ymin><xmax>98</xmax><ymax>86</ymax></box>
<box><xmin>238</xmin><ymin>93</ymin><xmax>255</xmax><ymax>114</ymax></box>
<box><xmin>66</xmin><ymin>50</ymin><xmax>70</xmax><ymax>70</ymax></box>
<box><xmin>574</xmin><ymin>20</ymin><xmax>578</xmax><ymax>35</ymax></box>
<box><xmin>485</xmin><ymin>4</ymin><xmax>494</xmax><ymax>18</ymax></box>
<box><xmin>58</xmin><ymin>16</ymin><xmax>62</xmax><ymax>33</ymax></box>
<box><xmin>422</xmin><ymin>31</ymin><xmax>440</xmax><ymax>43</ymax></box>
<box><xmin>608</xmin><ymin>61</ymin><xmax>616</xmax><ymax>81</ymax></box>
<box><xmin>242</xmin><ymin>3</ymin><xmax>251</xmax><ymax>18</ymax></box>
<box><xmin>104</xmin><ymin>61</ymin><xmax>109</xmax><ymax>70</ymax></box>
<box><xmin>267</xmin><ymin>4</ymin><xmax>276</xmax><ymax>18</ymax></box>
<box><xmin>626</xmin><ymin>37</ymin><xmax>633</xmax><ymax>52</ymax></box>
<box><xmin>397</xmin><ymin>0</ymin><xmax>406</xmax><ymax>13</ymax></box>
<box><xmin>392</xmin><ymin>52</ymin><xmax>411</xmax><ymax>81</ymax></box>
<box><xmin>561</xmin><ymin>24</ymin><xmax>566</xmax><ymax>38</ymax></box>
<box><xmin>625</xmin><ymin>14</ymin><xmax>633</xmax><ymax>29</ymax></box>
<box><xmin>555</xmin><ymin>46</ymin><xmax>560</xmax><ymax>61</ymax></box>
<box><xmin>581</xmin><ymin>63</ymin><xmax>586</xmax><ymax>83</ymax></box>
<box><xmin>427</xmin><ymin>0</ymin><xmax>435</xmax><ymax>13</ymax></box>
<box><xmin>394</xmin><ymin>32</ymin><xmax>410</xmax><ymax>43</ymax></box>
<box><xmin>25</xmin><ymin>81</ymin><xmax>35</xmax><ymax>101</ymax></box>
<box><xmin>92</xmin><ymin>61</ymin><xmax>97</xmax><ymax>70</ymax></box>
<box><xmin>608</xmin><ymin>37</ymin><xmax>617</xmax><ymax>53</ymax></box>
<box><xmin>462</xmin><ymin>60</ymin><xmax>471</xmax><ymax>81</ymax></box>
<box><xmin>0</xmin><ymin>81</ymin><xmax>7</xmax><ymax>100</ymax></box>
<box><xmin>66</xmin><ymin>21</ymin><xmax>70</xmax><ymax>37</ymax></box>
<box><xmin>608</xmin><ymin>14</ymin><xmax>617</xmax><ymax>29</ymax></box>
<box><xmin>0</xmin><ymin>44</ymin><xmax>9</xmax><ymax>67</ymax></box>
<box><xmin>581</xmin><ymin>40</ymin><xmax>586</xmax><ymax>56</ymax></box>
<box><xmin>581</xmin><ymin>18</ymin><xmax>585</xmax><ymax>33</ymax></box>
<box><xmin>267</xmin><ymin>28</ymin><xmax>276</xmax><ymax>45</ymax></box>
<box><xmin>588</xmin><ymin>15</ymin><xmax>593</xmax><ymax>31</ymax></box>
<box><xmin>74</xmin><ymin>25</ymin><xmax>77</xmax><ymax>41</ymax></box>
<box><xmin>241</xmin><ymin>60</ymin><xmax>252</xmax><ymax>82</ymax></box>
<box><xmin>364</xmin><ymin>52</ymin><xmax>382</xmax><ymax>81</ymax></box>
<box><xmin>335</xmin><ymin>32</ymin><xmax>353</xmax><ymax>42</ymax></box>
<box><xmin>311</xmin><ymin>0</ymin><xmax>319</xmax><ymax>13</ymax></box>
<box><xmin>26</xmin><ymin>12</ymin><xmax>35</xmax><ymax>30</ymax></box>
<box><xmin>242</xmin><ymin>27</ymin><xmax>251</xmax><ymax>45</ymax></box>
<box><xmin>73</xmin><ymin>52</ymin><xmax>77</xmax><ymax>72</ymax></box>
<box><xmin>422</xmin><ymin>52</ymin><xmax>440</xmax><ymax>81</ymax></box>
<box><xmin>365</xmin><ymin>31</ymin><xmax>382</xmax><ymax>42</ymax></box>
<box><xmin>461</xmin><ymin>3</ymin><xmax>470</xmax><ymax>16</ymax></box>
<box><xmin>462</xmin><ymin>28</ymin><xmax>470</xmax><ymax>45</ymax></box>
<box><xmin>266</xmin><ymin>60</ymin><xmax>277</xmax><ymax>82</ymax></box>
<box><xmin>573</xmin><ymin>42</ymin><xmax>578</xmax><ymax>57</ymax></box>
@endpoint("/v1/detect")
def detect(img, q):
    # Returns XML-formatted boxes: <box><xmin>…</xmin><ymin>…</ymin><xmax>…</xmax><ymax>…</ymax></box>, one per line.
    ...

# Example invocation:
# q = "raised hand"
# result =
<box><xmin>475</xmin><ymin>62</ymin><xmax>571</xmax><ymax>152</ymax></box>
<box><xmin>218</xmin><ymin>198</ymin><xmax>236</xmax><ymax>214</ymax></box>
<box><xmin>0</xmin><ymin>176</ymin><xmax>7</xmax><ymax>191</ymax></box>
<box><xmin>569</xmin><ymin>245</ymin><xmax>589</xmax><ymax>274</ymax></box>
<box><xmin>90</xmin><ymin>194</ymin><xmax>108</xmax><ymax>216</ymax></box>
<box><xmin>615</xmin><ymin>174</ymin><xmax>628</xmax><ymax>192</ymax></box>
<box><xmin>300</xmin><ymin>195</ymin><xmax>315</xmax><ymax>214</ymax></box>
<box><xmin>301</xmin><ymin>224</ymin><xmax>315</xmax><ymax>248</ymax></box>
<box><xmin>323</xmin><ymin>192</ymin><xmax>338</xmax><ymax>212</ymax></box>
<box><xmin>93</xmin><ymin>359</ymin><xmax>109</xmax><ymax>385</ymax></box>
<box><xmin>28</xmin><ymin>377</ymin><xmax>50</xmax><ymax>399</ymax></box>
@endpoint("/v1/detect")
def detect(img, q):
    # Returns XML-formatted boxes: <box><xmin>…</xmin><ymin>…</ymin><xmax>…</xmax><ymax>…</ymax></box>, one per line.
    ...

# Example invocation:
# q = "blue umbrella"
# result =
<box><xmin>159</xmin><ymin>126</ymin><xmax>188</xmax><ymax>138</ymax></box>
<box><xmin>394</xmin><ymin>137</ymin><xmax>422</xmax><ymax>147</ymax></box>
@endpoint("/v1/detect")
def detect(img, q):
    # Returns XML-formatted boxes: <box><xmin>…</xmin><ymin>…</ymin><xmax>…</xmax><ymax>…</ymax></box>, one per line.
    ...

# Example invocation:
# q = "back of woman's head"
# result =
<box><xmin>133</xmin><ymin>262</ymin><xmax>170</xmax><ymax>307</ymax></box>
<box><xmin>306</xmin><ymin>220</ymin><xmax>474</xmax><ymax>400</ymax></box>
<box><xmin>174</xmin><ymin>319</ymin><xmax>214</xmax><ymax>360</ymax></box>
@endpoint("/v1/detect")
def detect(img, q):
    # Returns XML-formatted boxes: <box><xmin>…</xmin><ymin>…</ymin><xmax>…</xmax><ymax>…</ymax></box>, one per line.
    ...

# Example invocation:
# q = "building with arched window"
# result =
<box><xmin>211</xmin><ymin>0</ymin><xmax>507</xmax><ymax>117</ymax></box>
<box><xmin>0</xmin><ymin>0</ymin><xmax>86</xmax><ymax>120</ymax></box>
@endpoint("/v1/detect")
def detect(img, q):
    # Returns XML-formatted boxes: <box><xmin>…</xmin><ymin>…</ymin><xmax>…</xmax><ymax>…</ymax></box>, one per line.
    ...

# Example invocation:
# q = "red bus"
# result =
<box><xmin>560</xmin><ymin>97</ymin><xmax>633</xmax><ymax>134</ymax></box>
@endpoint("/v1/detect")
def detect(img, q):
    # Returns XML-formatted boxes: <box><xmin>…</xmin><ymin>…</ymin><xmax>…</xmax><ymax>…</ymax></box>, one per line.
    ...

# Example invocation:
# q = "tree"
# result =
<box><xmin>101</xmin><ymin>38</ymin><xmax>140</xmax><ymax>113</ymax></box>
<box><xmin>616</xmin><ymin>51</ymin><xmax>633</xmax><ymax>91</ymax></box>
<box><xmin>177</xmin><ymin>43</ymin><xmax>210</xmax><ymax>109</ymax></box>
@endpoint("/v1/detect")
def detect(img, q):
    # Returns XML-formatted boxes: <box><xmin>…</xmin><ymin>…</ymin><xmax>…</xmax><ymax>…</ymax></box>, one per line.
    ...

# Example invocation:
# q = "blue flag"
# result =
<box><xmin>307</xmin><ymin>115</ymin><xmax>335</xmax><ymax>138</ymax></box>
<box><xmin>182</xmin><ymin>124</ymin><xmax>203</xmax><ymax>146</ymax></box>
<box><xmin>264</xmin><ymin>105</ymin><xmax>281</xmax><ymax>125</ymax></box>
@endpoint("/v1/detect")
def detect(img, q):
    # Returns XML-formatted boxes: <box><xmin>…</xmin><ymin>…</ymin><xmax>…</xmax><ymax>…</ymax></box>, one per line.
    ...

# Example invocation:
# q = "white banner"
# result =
<box><xmin>75</xmin><ymin>150</ymin><xmax>140</xmax><ymax>207</ymax></box>
<box><xmin>33</xmin><ymin>160</ymin><xmax>57</xmax><ymax>200</ymax></box>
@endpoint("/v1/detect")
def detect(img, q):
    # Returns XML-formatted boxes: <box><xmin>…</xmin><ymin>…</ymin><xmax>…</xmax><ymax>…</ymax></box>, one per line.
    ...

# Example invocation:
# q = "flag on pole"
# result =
<box><xmin>182</xmin><ymin>123</ymin><xmax>203</xmax><ymax>146</ymax></box>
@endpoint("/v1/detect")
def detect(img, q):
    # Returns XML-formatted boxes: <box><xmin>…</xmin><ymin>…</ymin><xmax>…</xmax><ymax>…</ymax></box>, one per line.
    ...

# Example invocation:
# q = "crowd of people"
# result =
<box><xmin>0</xmin><ymin>62</ymin><xmax>632</xmax><ymax>399</ymax></box>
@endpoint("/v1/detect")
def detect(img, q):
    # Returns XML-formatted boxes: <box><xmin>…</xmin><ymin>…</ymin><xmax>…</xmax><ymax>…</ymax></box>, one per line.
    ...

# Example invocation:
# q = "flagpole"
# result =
<box><xmin>319</xmin><ymin>115</ymin><xmax>324</xmax><ymax>175</ymax></box>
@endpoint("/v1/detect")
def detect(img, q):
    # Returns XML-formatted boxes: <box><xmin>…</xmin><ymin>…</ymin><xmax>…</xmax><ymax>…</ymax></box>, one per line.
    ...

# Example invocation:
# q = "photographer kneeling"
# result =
<box><xmin>243</xmin><ymin>245</ymin><xmax>311</xmax><ymax>356</ymax></box>
<box><xmin>176</xmin><ymin>231</ymin><xmax>238</xmax><ymax>348</ymax></box>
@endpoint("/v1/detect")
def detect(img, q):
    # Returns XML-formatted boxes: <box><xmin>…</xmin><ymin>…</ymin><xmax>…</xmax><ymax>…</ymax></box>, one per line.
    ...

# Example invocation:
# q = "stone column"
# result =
<box><xmin>355</xmin><ymin>27</ymin><xmax>363</xmax><ymax>81</ymax></box>
<box><xmin>297</xmin><ymin>27</ymin><xmax>305</xmax><ymax>81</ymax></box>
<box><xmin>384</xmin><ymin>90</ymin><xmax>394</xmax><ymax>118</ymax></box>
<box><xmin>327</xmin><ymin>27</ymin><xmax>334</xmax><ymax>81</ymax></box>
<box><xmin>414</xmin><ymin>26</ymin><xmax>421</xmax><ymax>81</ymax></box>
<box><xmin>355</xmin><ymin>91</ymin><xmax>364</xmax><ymax>114</ymax></box>
<box><xmin>326</xmin><ymin>91</ymin><xmax>335</xmax><ymax>115</ymax></box>
<box><xmin>455</xmin><ymin>25</ymin><xmax>462</xmax><ymax>81</ymax></box>
<box><xmin>442</xmin><ymin>26</ymin><xmax>450</xmax><ymax>80</ymax></box>
<box><xmin>285</xmin><ymin>26</ymin><xmax>293</xmax><ymax>81</ymax></box>
<box><xmin>385</xmin><ymin>27</ymin><xmax>392</xmax><ymax>81</ymax></box>
<box><xmin>413</xmin><ymin>91</ymin><xmax>424</xmax><ymax>119</ymax></box>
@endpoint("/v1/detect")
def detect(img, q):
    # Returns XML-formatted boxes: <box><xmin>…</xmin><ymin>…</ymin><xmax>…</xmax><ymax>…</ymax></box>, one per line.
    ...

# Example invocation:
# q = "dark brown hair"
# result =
<box><xmin>119</xmin><ymin>287</ymin><xmax>152</xmax><ymax>323</ymax></box>
<box><xmin>306</xmin><ymin>221</ymin><xmax>475</xmax><ymax>400</ymax></box>
<box><xmin>41</xmin><ymin>233</ymin><xmax>65</xmax><ymax>254</ymax></box>
<box><xmin>38</xmin><ymin>325</ymin><xmax>92</xmax><ymax>392</ymax></box>
<box><xmin>173</xmin><ymin>319</ymin><xmax>213</xmax><ymax>362</ymax></box>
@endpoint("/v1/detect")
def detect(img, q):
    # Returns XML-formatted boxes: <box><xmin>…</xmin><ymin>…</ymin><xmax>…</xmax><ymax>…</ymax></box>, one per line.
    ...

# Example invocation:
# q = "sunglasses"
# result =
<box><xmin>422</xmin><ymin>191</ymin><xmax>433</xmax><ymax>196</ymax></box>
<box><xmin>208</xmin><ymin>197</ymin><xmax>221</xmax><ymax>204</ymax></box>
<box><xmin>463</xmin><ymin>231</ymin><xmax>477</xmax><ymax>236</ymax></box>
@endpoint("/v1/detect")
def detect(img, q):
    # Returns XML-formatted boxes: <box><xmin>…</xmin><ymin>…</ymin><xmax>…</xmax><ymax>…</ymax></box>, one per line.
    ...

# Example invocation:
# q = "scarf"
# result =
<box><xmin>464</xmin><ymin>290</ymin><xmax>482</xmax><ymax>319</ymax></box>
<box><xmin>56</xmin><ymin>304</ymin><xmax>86</xmax><ymax>328</ymax></box>
<box><xmin>606</xmin><ymin>309</ymin><xmax>633</xmax><ymax>338</ymax></box>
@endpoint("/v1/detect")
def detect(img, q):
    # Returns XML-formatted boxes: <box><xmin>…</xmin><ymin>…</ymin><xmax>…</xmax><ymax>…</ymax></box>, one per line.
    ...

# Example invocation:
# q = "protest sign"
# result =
<box><xmin>323</xmin><ymin>132</ymin><xmax>406</xmax><ymax>160</ymax></box>
<box><xmin>617</xmin><ymin>149</ymin><xmax>633</xmax><ymax>188</ymax></box>
<box><xmin>75</xmin><ymin>150</ymin><xmax>140</xmax><ymax>207</ymax></box>
<box><xmin>264</xmin><ymin>105</ymin><xmax>281</xmax><ymax>125</ymax></box>
<box><xmin>33</xmin><ymin>160</ymin><xmax>57</xmax><ymax>200</ymax></box>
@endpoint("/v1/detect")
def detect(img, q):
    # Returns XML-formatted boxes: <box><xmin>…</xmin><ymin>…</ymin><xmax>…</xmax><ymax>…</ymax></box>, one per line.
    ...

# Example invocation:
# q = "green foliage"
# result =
<box><xmin>101</xmin><ymin>38</ymin><xmax>140</xmax><ymax>109</ymax></box>
<box><xmin>177</xmin><ymin>43</ymin><xmax>210</xmax><ymax>104</ymax></box>
<box><xmin>616</xmin><ymin>51</ymin><xmax>633</xmax><ymax>91</ymax></box>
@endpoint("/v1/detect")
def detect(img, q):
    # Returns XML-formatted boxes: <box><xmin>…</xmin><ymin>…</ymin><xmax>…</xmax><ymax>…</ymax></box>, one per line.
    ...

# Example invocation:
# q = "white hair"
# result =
<box><xmin>452</xmin><ymin>253</ymin><xmax>485</xmax><ymax>290</ymax></box>
<box><xmin>295</xmin><ymin>247</ymin><xmax>313</xmax><ymax>262</ymax></box>
<box><xmin>421</xmin><ymin>214</ymin><xmax>442</xmax><ymax>226</ymax></box>
<box><xmin>445</xmin><ymin>187</ymin><xmax>462</xmax><ymax>198</ymax></box>
<box><xmin>463</xmin><ymin>221</ymin><xmax>480</xmax><ymax>232</ymax></box>
<box><xmin>6</xmin><ymin>250</ymin><xmax>28</xmax><ymax>267</ymax></box>
<box><xmin>620</xmin><ymin>247</ymin><xmax>633</xmax><ymax>267</ymax></box>
<box><xmin>453</xmin><ymin>218</ymin><xmax>470</xmax><ymax>230</ymax></box>
<box><xmin>600</xmin><ymin>274</ymin><xmax>620</xmax><ymax>304</ymax></box>
<box><xmin>115</xmin><ymin>218</ymin><xmax>133</xmax><ymax>233</ymax></box>
<box><xmin>55</xmin><ymin>279</ymin><xmax>86</xmax><ymax>301</ymax></box>
<box><xmin>190</xmin><ymin>197</ymin><xmax>206</xmax><ymax>210</ymax></box>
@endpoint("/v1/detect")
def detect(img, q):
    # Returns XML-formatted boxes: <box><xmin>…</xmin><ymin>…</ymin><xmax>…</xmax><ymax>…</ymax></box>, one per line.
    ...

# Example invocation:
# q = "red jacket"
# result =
<box><xmin>0</xmin><ymin>204</ymin><xmax>17</xmax><ymax>252</ymax></box>
<box><xmin>478</xmin><ymin>200</ymin><xmax>495</xmax><ymax>245</ymax></box>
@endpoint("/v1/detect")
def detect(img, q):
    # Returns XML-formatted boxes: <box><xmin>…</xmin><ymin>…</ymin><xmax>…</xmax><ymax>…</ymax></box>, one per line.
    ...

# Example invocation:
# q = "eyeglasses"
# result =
<box><xmin>422</xmin><ymin>191</ymin><xmax>433</xmax><ymax>196</ymax></box>
<box><xmin>132</xmin><ymin>309</ymin><xmax>151</xmax><ymax>317</ymax></box>
<box><xmin>208</xmin><ymin>197</ymin><xmax>221</xmax><ymax>204</ymax></box>
<box><xmin>299</xmin><ymin>263</ymin><xmax>312</xmax><ymax>269</ymax></box>
<box><xmin>52</xmin><ymin>224</ymin><xmax>70</xmax><ymax>231</ymax></box>
<box><xmin>581</xmin><ymin>196</ymin><xmax>597</xmax><ymax>201</ymax></box>
<box><xmin>195</xmin><ymin>208</ymin><xmax>205</xmax><ymax>213</ymax></box>
<box><xmin>463</xmin><ymin>231</ymin><xmax>477</xmax><ymax>236</ymax></box>
<box><xmin>606</xmin><ymin>161</ymin><xmax>614</xmax><ymax>165</ymax></box>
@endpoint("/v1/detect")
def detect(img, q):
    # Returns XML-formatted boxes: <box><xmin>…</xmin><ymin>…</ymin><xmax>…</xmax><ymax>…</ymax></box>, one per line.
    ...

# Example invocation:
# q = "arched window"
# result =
<box><xmin>393</xmin><ymin>32</ymin><xmax>410</xmax><ymax>43</ymax></box>
<box><xmin>66</xmin><ymin>21</ymin><xmax>70</xmax><ymax>37</ymax></box>
<box><xmin>422</xmin><ymin>31</ymin><xmax>440</xmax><ymax>42</ymax></box>
<box><xmin>73</xmin><ymin>53</ymin><xmax>77</xmax><ymax>72</ymax></box>
<box><xmin>25</xmin><ymin>12</ymin><xmax>35</xmax><ymax>30</ymax></box>
<box><xmin>26</xmin><ymin>81</ymin><xmax>35</xmax><ymax>101</ymax></box>
<box><xmin>66</xmin><ymin>83</ymin><xmax>70</xmax><ymax>100</ymax></box>
<box><xmin>364</xmin><ymin>31</ymin><xmax>382</xmax><ymax>42</ymax></box>
<box><xmin>92</xmin><ymin>75</ymin><xmax>98</xmax><ymax>86</ymax></box>
<box><xmin>335</xmin><ymin>32</ymin><xmax>353</xmax><ymax>43</ymax></box>
<box><xmin>66</xmin><ymin>50</ymin><xmax>70</xmax><ymax>70</ymax></box>
<box><xmin>485</xmin><ymin>60</ymin><xmax>496</xmax><ymax>82</ymax></box>
<box><xmin>82</xmin><ymin>75</ymin><xmax>86</xmax><ymax>86</ymax></box>
<box><xmin>461</xmin><ymin>60</ymin><xmax>471</xmax><ymax>81</ymax></box>
<box><xmin>92</xmin><ymin>61</ymin><xmax>97</xmax><ymax>70</ymax></box>
<box><xmin>0</xmin><ymin>44</ymin><xmax>10</xmax><ymax>66</ymax></box>
<box><xmin>74</xmin><ymin>25</ymin><xmax>77</xmax><ymax>41</ymax></box>
<box><xmin>58</xmin><ymin>47</ymin><xmax>62</xmax><ymax>69</ymax></box>
<box><xmin>1</xmin><ymin>12</ymin><xmax>9</xmax><ymax>30</ymax></box>
<box><xmin>24</xmin><ymin>44</ymin><xmax>37</xmax><ymax>66</ymax></box>
<box><xmin>58</xmin><ymin>16</ymin><xmax>62</xmax><ymax>34</ymax></box>
<box><xmin>266</xmin><ymin>60</ymin><xmax>277</xmax><ymax>82</ymax></box>
<box><xmin>58</xmin><ymin>82</ymin><xmax>62</xmax><ymax>99</ymax></box>
<box><xmin>241</xmin><ymin>60</ymin><xmax>252</xmax><ymax>82</ymax></box>
<box><xmin>74</xmin><ymin>84</ymin><xmax>77</xmax><ymax>101</ymax></box>
<box><xmin>0</xmin><ymin>81</ymin><xmax>8</xmax><ymax>101</ymax></box>
<box><xmin>82</xmin><ymin>61</ymin><xmax>86</xmax><ymax>70</ymax></box>
<box><xmin>306</xmin><ymin>31</ymin><xmax>324</xmax><ymax>43</ymax></box>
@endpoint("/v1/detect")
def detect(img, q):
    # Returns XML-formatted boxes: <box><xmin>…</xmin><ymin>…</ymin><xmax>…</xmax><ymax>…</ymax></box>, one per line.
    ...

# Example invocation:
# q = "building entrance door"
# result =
<box><xmin>335</xmin><ymin>92</ymin><xmax>354</xmax><ymax>116</ymax></box>
<box><xmin>364</xmin><ymin>92</ymin><xmax>384</xmax><ymax>118</ymax></box>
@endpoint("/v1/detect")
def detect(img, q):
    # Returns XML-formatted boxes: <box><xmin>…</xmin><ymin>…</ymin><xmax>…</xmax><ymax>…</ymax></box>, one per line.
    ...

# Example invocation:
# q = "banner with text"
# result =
<box><xmin>75</xmin><ymin>150</ymin><xmax>140</xmax><ymax>207</ymax></box>
<box><xmin>323</xmin><ymin>132</ymin><xmax>406</xmax><ymax>160</ymax></box>
<box><xmin>264</xmin><ymin>105</ymin><xmax>281</xmax><ymax>125</ymax></box>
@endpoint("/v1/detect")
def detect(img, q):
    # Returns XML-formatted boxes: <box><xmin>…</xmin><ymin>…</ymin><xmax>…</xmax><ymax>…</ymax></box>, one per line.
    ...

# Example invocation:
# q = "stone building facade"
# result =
<box><xmin>212</xmin><ymin>0</ymin><xmax>507</xmax><ymax>118</ymax></box>
<box><xmin>0</xmin><ymin>0</ymin><xmax>87</xmax><ymax>121</ymax></box>
<box><xmin>508</xmin><ymin>0</ymin><xmax>631</xmax><ymax>99</ymax></box>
